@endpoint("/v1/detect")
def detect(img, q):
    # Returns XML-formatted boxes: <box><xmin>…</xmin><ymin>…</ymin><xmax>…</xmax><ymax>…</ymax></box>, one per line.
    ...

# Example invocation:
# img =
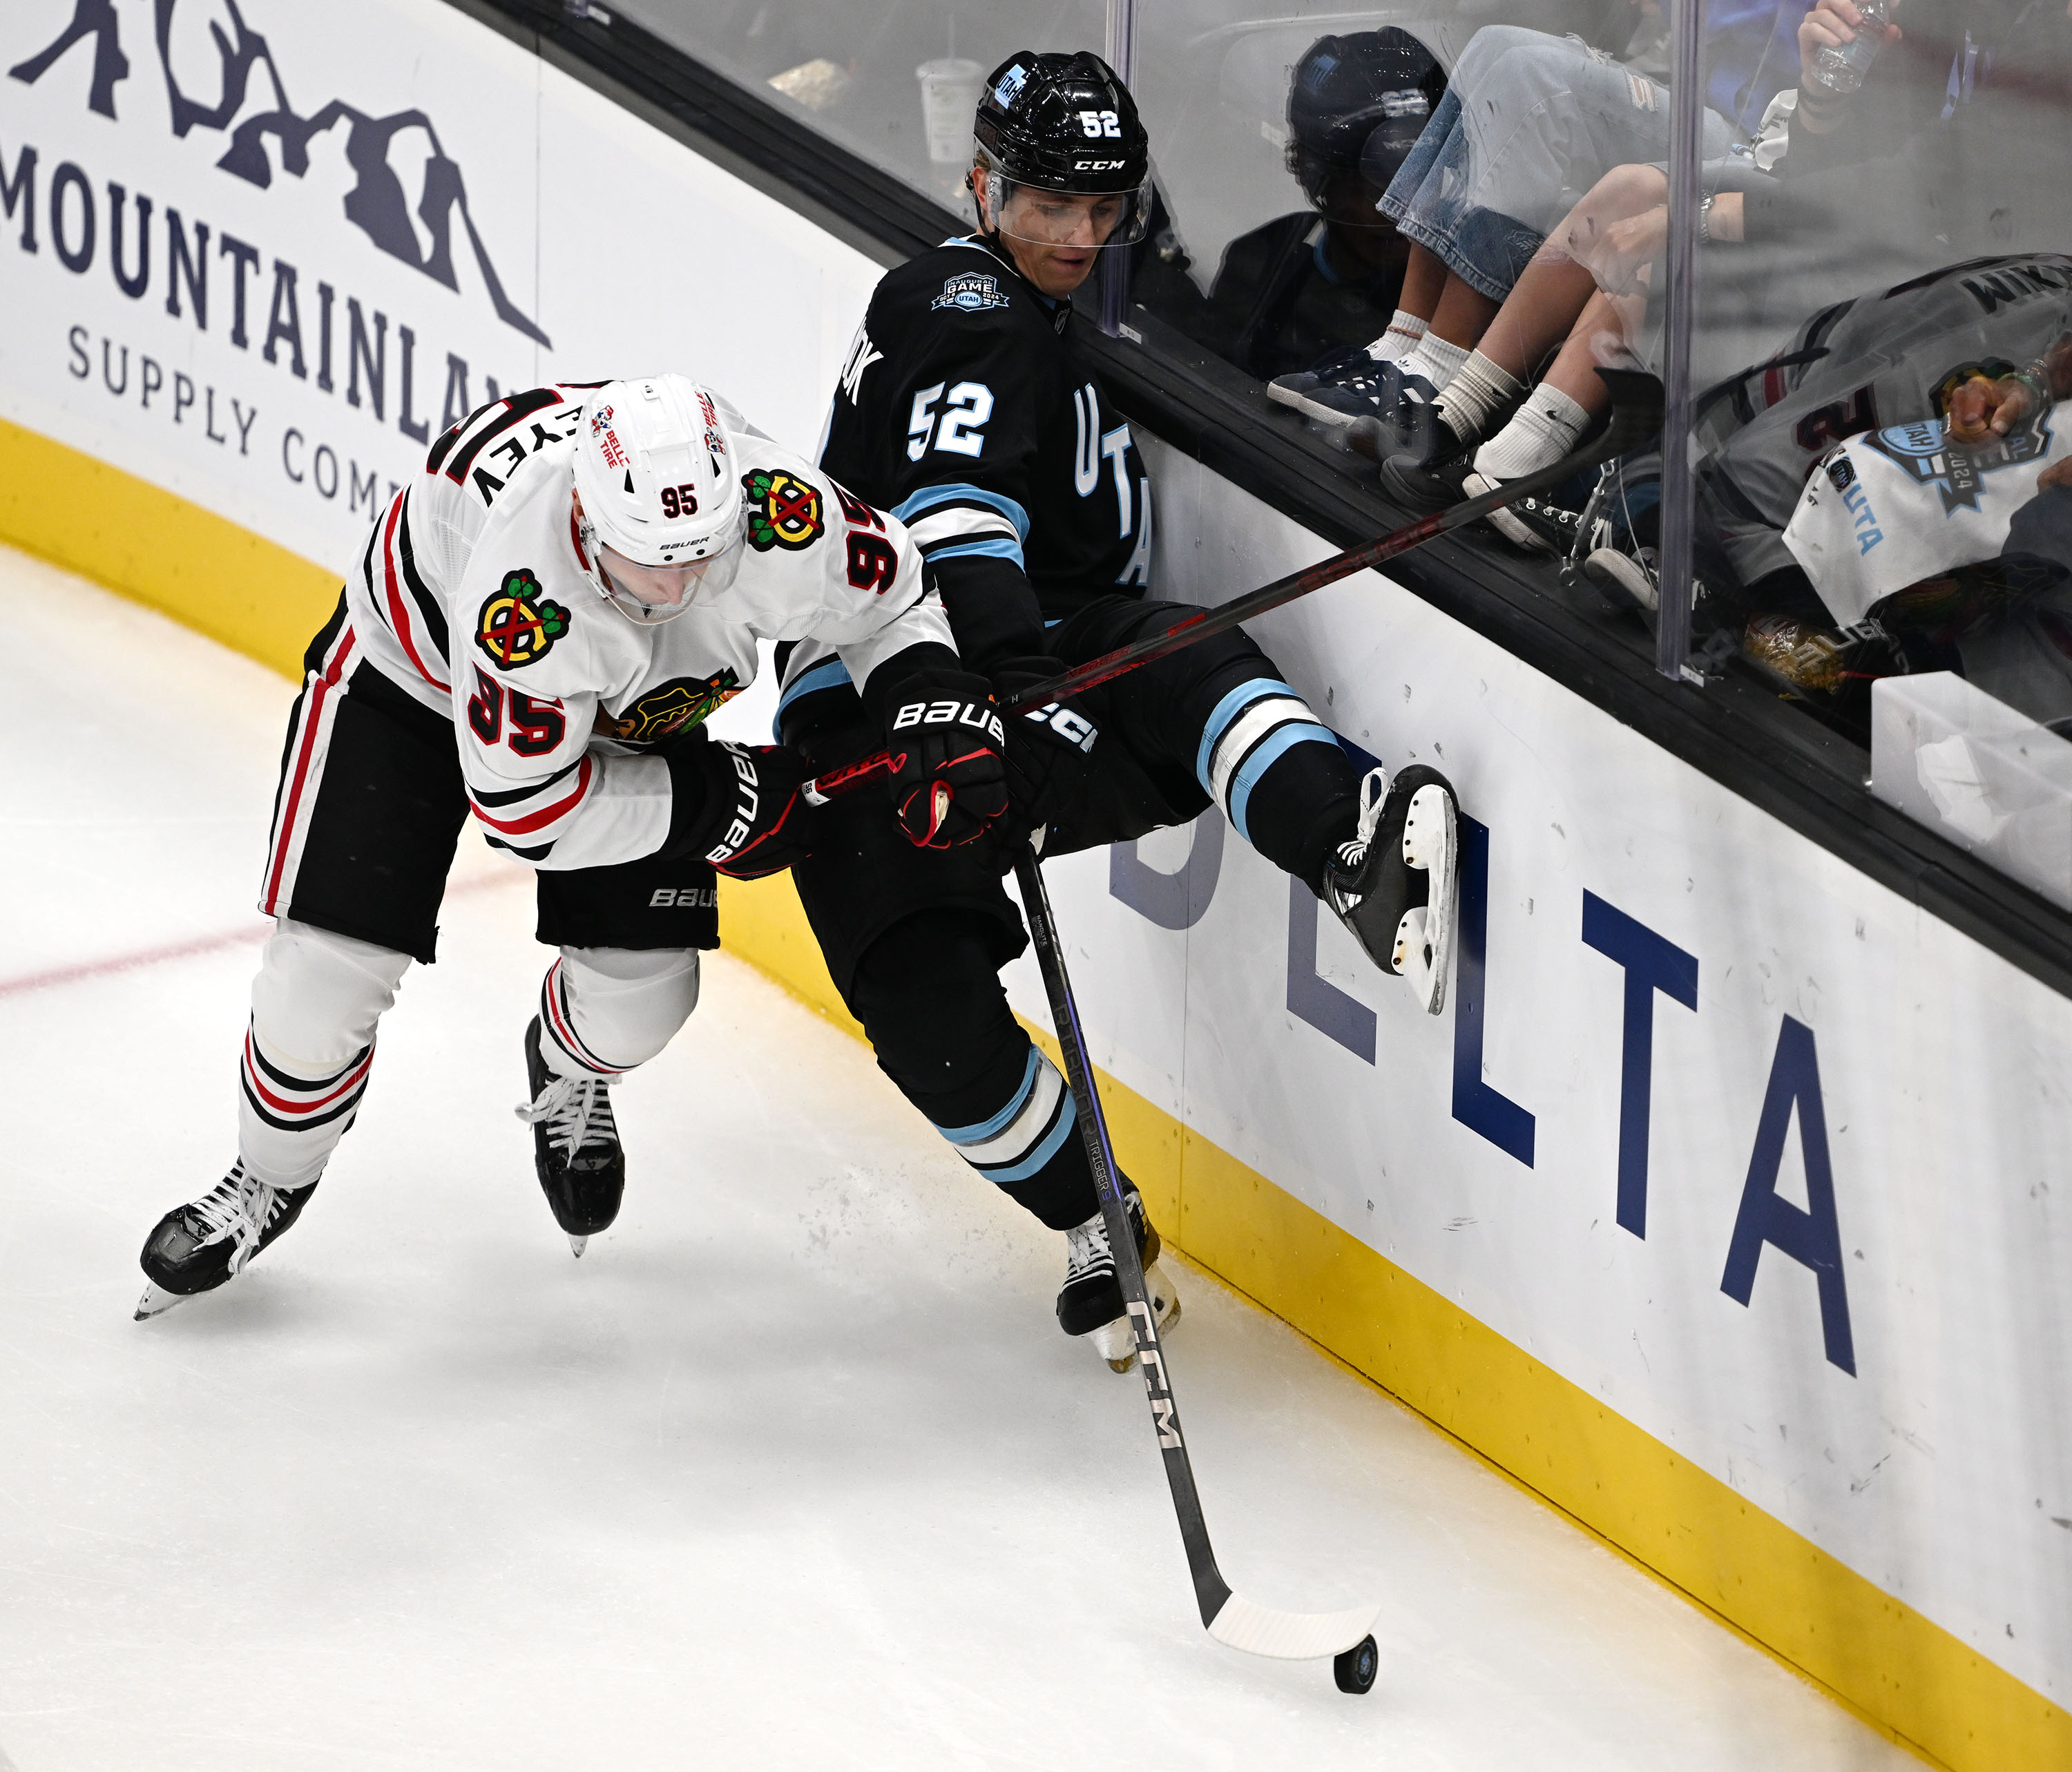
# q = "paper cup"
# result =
<box><xmin>917</xmin><ymin>59</ymin><xmax>987</xmax><ymax>165</ymax></box>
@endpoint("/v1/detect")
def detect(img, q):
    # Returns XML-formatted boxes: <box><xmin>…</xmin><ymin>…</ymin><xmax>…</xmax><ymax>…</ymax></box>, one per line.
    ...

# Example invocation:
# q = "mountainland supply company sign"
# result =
<box><xmin>0</xmin><ymin>0</ymin><xmax>553</xmax><ymax>568</ymax></box>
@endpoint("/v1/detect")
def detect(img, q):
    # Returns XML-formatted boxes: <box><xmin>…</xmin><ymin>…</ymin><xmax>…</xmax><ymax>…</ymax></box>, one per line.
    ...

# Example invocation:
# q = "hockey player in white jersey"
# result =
<box><xmin>135</xmin><ymin>374</ymin><xmax>1007</xmax><ymax>1316</ymax></box>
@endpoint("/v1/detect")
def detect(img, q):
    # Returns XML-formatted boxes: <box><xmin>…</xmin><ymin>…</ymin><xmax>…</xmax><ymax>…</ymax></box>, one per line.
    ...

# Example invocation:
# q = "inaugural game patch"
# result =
<box><xmin>743</xmin><ymin>468</ymin><xmax>824</xmax><ymax>551</ymax></box>
<box><xmin>606</xmin><ymin>669</ymin><xmax>744</xmax><ymax>743</ymax></box>
<box><xmin>932</xmin><ymin>271</ymin><xmax>1009</xmax><ymax>314</ymax></box>
<box><xmin>476</xmin><ymin>569</ymin><xmax>570</xmax><ymax>669</ymax></box>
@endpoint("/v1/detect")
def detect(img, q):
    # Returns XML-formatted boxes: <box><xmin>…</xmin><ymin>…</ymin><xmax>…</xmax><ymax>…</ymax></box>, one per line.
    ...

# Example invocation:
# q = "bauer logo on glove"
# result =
<box><xmin>891</xmin><ymin>698</ymin><xmax>1008</xmax><ymax>745</ymax></box>
<box><xmin>883</xmin><ymin>665</ymin><xmax>1010</xmax><ymax>849</ymax></box>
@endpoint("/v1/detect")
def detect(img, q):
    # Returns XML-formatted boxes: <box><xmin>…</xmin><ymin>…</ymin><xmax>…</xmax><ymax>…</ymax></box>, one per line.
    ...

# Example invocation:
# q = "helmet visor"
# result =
<box><xmin>594</xmin><ymin>540</ymin><xmax>742</xmax><ymax>626</ymax></box>
<box><xmin>981</xmin><ymin>174</ymin><xmax>1152</xmax><ymax>249</ymax></box>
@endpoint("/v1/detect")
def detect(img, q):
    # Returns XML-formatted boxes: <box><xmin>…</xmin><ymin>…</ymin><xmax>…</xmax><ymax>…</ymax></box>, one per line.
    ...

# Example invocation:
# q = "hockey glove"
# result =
<box><xmin>883</xmin><ymin>667</ymin><xmax>1010</xmax><ymax>848</ymax></box>
<box><xmin>662</xmin><ymin>735</ymin><xmax>815</xmax><ymax>879</ymax></box>
<box><xmin>994</xmin><ymin>658</ymin><xmax>1104</xmax><ymax>841</ymax></box>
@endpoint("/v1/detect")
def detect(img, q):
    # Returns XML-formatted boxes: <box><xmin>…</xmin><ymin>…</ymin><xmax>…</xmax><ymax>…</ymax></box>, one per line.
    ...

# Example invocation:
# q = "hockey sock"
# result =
<box><xmin>1433</xmin><ymin>350</ymin><xmax>1526</xmax><ymax>447</ymax></box>
<box><xmin>238</xmin><ymin>919</ymin><xmax>409</xmax><ymax>1190</ymax></box>
<box><xmin>1192</xmin><ymin>673</ymin><xmax>1361</xmax><ymax>889</ymax></box>
<box><xmin>1404</xmin><ymin>333</ymin><xmax>1469</xmax><ymax>392</ymax></box>
<box><xmin>1472</xmin><ymin>385</ymin><xmax>1593</xmax><ymax>484</ymax></box>
<box><xmin>537</xmin><ymin>946</ymin><xmax>702</xmax><ymax>1079</ymax></box>
<box><xmin>1370</xmin><ymin>308</ymin><xmax>1429</xmax><ymax>364</ymax></box>
<box><xmin>847</xmin><ymin>911</ymin><xmax>1096</xmax><ymax>1230</ymax></box>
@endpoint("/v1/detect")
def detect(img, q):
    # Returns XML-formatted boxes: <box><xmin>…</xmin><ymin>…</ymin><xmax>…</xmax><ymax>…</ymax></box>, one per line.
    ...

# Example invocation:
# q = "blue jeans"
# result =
<box><xmin>1380</xmin><ymin>26</ymin><xmax>1738</xmax><ymax>301</ymax></box>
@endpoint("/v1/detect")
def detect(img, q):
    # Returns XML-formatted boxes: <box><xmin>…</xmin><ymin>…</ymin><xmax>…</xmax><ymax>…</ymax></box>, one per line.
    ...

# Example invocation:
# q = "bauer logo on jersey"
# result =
<box><xmin>742</xmin><ymin>469</ymin><xmax>825</xmax><ymax>551</ymax></box>
<box><xmin>477</xmin><ymin>571</ymin><xmax>572</xmax><ymax>669</ymax></box>
<box><xmin>932</xmin><ymin>273</ymin><xmax>1010</xmax><ymax>314</ymax></box>
<box><xmin>1862</xmin><ymin>408</ymin><xmax>2053</xmax><ymax>517</ymax></box>
<box><xmin>606</xmin><ymin>670</ymin><xmax>743</xmax><ymax>743</ymax></box>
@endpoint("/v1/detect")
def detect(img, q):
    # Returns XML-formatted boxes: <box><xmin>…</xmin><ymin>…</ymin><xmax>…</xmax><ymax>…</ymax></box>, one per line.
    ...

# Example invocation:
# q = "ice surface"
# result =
<box><xmin>0</xmin><ymin>546</ymin><xmax>1917</xmax><ymax>1770</ymax></box>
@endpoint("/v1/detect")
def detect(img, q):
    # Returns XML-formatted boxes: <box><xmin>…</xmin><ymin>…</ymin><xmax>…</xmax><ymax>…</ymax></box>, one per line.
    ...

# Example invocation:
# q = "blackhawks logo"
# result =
<box><xmin>476</xmin><ymin>570</ymin><xmax>570</xmax><ymax>669</ymax></box>
<box><xmin>743</xmin><ymin>468</ymin><xmax>824</xmax><ymax>551</ymax></box>
<box><xmin>605</xmin><ymin>671</ymin><xmax>744</xmax><ymax>743</ymax></box>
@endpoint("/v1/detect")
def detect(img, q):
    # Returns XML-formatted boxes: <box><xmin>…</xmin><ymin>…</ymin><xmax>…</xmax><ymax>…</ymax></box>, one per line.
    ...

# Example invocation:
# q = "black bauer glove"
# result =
<box><xmin>661</xmin><ymin>736</ymin><xmax>815</xmax><ymax>879</ymax></box>
<box><xmin>883</xmin><ymin>667</ymin><xmax>1009</xmax><ymax>848</ymax></box>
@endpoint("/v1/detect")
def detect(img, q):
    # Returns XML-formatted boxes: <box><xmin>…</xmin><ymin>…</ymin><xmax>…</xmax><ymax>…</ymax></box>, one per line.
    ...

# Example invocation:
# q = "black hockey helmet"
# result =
<box><xmin>1287</xmin><ymin>29</ymin><xmax>1444</xmax><ymax>202</ymax></box>
<box><xmin>970</xmin><ymin>51</ymin><xmax>1153</xmax><ymax>248</ymax></box>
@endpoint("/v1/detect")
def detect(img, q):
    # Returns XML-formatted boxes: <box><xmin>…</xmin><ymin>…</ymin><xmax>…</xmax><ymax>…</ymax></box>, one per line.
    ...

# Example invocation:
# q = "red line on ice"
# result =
<box><xmin>0</xmin><ymin>872</ymin><xmax>528</xmax><ymax>1001</ymax></box>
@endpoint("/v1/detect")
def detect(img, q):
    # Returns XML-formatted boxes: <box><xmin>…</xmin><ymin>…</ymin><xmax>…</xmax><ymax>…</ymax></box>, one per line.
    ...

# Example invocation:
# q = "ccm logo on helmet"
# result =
<box><xmin>1074</xmin><ymin>159</ymin><xmax>1126</xmax><ymax>172</ymax></box>
<box><xmin>892</xmin><ymin>699</ymin><xmax>1006</xmax><ymax>745</ymax></box>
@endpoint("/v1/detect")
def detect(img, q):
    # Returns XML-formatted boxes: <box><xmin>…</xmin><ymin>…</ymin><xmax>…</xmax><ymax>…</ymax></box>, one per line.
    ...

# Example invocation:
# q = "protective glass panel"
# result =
<box><xmin>1669</xmin><ymin>0</ymin><xmax>2072</xmax><ymax>904</ymax></box>
<box><xmin>611</xmin><ymin>0</ymin><xmax>1102</xmax><ymax>213</ymax></box>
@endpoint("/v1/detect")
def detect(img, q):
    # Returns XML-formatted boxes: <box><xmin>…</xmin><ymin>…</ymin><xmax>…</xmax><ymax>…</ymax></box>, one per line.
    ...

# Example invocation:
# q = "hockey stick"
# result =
<box><xmin>1011</xmin><ymin>845</ymin><xmax>1382</xmax><ymax>1690</ymax></box>
<box><xmin>801</xmin><ymin>370</ymin><xmax>1664</xmax><ymax>806</ymax></box>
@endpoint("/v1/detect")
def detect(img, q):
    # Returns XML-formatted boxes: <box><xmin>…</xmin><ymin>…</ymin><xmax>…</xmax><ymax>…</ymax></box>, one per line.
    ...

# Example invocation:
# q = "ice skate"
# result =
<box><xmin>1058</xmin><ymin>1192</ymin><xmax>1182</xmax><ymax>1373</ymax></box>
<box><xmin>517</xmin><ymin>1017</ymin><xmax>625</xmax><ymax>1257</ymax></box>
<box><xmin>135</xmin><ymin>1162</ymin><xmax>316</xmax><ymax>1319</ymax></box>
<box><xmin>1324</xmin><ymin>764</ymin><xmax>1459</xmax><ymax>1015</ymax></box>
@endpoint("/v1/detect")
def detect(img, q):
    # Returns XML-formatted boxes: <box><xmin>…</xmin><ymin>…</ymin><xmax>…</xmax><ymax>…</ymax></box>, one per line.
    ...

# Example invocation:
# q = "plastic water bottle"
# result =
<box><xmin>1807</xmin><ymin>0</ymin><xmax>1896</xmax><ymax>96</ymax></box>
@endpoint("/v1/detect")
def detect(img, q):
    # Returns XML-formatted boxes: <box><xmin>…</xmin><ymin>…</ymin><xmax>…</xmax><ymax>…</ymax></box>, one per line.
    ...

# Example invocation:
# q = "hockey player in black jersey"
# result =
<box><xmin>787</xmin><ymin>52</ymin><xmax>1461</xmax><ymax>1368</ymax></box>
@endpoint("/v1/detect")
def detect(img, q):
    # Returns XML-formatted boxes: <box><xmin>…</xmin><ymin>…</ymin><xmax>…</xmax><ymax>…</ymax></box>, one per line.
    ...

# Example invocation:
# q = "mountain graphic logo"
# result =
<box><xmin>10</xmin><ymin>0</ymin><xmax>550</xmax><ymax>345</ymax></box>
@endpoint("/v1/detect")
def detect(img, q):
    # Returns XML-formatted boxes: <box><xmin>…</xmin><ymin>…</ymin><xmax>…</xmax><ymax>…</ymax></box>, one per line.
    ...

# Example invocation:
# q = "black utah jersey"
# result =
<box><xmin>818</xmin><ymin>236</ymin><xmax>1153</xmax><ymax>667</ymax></box>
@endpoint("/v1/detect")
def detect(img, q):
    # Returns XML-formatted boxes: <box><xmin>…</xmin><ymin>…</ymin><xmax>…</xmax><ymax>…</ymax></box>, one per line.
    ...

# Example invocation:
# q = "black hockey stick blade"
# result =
<box><xmin>1011</xmin><ymin>848</ymin><xmax>1380</xmax><ymax>1662</ymax></box>
<box><xmin>800</xmin><ymin>370</ymin><xmax>1662</xmax><ymax>806</ymax></box>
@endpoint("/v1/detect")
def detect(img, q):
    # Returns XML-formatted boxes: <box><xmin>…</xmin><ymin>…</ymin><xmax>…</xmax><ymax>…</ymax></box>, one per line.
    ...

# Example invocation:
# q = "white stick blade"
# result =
<box><xmin>1206</xmin><ymin>1593</ymin><xmax>1379</xmax><ymax>1660</ymax></box>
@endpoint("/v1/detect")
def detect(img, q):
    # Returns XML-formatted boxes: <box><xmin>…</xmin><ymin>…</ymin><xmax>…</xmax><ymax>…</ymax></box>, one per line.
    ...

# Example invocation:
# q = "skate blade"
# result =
<box><xmin>135</xmin><ymin>1282</ymin><xmax>188</xmax><ymax>1321</ymax></box>
<box><xmin>1094</xmin><ymin>1264</ymin><xmax>1182</xmax><ymax>1373</ymax></box>
<box><xmin>568</xmin><ymin>1235</ymin><xmax>588</xmax><ymax>1259</ymax></box>
<box><xmin>1399</xmin><ymin>785</ymin><xmax>1458</xmax><ymax>1016</ymax></box>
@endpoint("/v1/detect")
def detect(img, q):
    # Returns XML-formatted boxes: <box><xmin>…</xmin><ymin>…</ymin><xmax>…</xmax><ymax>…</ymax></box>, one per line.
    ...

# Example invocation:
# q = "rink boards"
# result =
<box><xmin>0</xmin><ymin>3</ymin><xmax>2066</xmax><ymax>1766</ymax></box>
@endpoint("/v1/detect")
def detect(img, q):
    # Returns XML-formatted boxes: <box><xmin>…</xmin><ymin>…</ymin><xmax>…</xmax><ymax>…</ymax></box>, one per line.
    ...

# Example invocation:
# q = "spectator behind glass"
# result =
<box><xmin>1189</xmin><ymin>30</ymin><xmax>1447</xmax><ymax>381</ymax></box>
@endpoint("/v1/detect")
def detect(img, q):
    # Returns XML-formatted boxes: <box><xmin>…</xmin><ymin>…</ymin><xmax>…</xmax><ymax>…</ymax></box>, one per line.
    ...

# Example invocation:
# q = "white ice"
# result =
<box><xmin>0</xmin><ymin>546</ymin><xmax>1918</xmax><ymax>1771</ymax></box>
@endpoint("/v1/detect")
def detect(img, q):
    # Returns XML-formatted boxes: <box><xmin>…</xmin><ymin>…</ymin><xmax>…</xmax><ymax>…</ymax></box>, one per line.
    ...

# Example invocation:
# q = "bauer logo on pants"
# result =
<box><xmin>477</xmin><ymin>571</ymin><xmax>570</xmax><ymax>669</ymax></box>
<box><xmin>742</xmin><ymin>469</ymin><xmax>824</xmax><ymax>551</ymax></box>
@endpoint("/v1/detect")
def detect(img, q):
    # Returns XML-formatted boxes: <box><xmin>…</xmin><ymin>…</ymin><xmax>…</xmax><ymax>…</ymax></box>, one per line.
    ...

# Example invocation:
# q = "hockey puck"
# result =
<box><xmin>1333</xmin><ymin>1634</ymin><xmax>1379</xmax><ymax>1695</ymax></box>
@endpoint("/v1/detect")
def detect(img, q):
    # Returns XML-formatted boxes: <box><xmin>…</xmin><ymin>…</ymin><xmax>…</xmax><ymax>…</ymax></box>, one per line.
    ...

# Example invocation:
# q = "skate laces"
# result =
<box><xmin>516</xmin><ymin>1069</ymin><xmax>616</xmax><ymax>1159</ymax></box>
<box><xmin>1330</xmin><ymin>768</ymin><xmax>1392</xmax><ymax>897</ymax></box>
<box><xmin>1063</xmin><ymin>1213</ymin><xmax>1113</xmax><ymax>1285</ymax></box>
<box><xmin>186</xmin><ymin>1163</ymin><xmax>278</xmax><ymax>1277</ymax></box>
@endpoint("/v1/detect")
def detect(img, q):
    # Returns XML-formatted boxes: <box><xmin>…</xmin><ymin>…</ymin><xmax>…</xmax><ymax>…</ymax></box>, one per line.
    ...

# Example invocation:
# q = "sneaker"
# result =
<box><xmin>517</xmin><ymin>1017</ymin><xmax>625</xmax><ymax>1257</ymax></box>
<box><xmin>1057</xmin><ymin>1191</ymin><xmax>1181</xmax><ymax>1373</ymax></box>
<box><xmin>1323</xmin><ymin>765</ymin><xmax>1460</xmax><ymax>1016</ymax></box>
<box><xmin>1564</xmin><ymin>455</ymin><xmax>1663</xmax><ymax>613</ymax></box>
<box><xmin>136</xmin><ymin>1162</ymin><xmax>316</xmax><ymax>1318</ymax></box>
<box><xmin>1379</xmin><ymin>430</ymin><xmax>1474</xmax><ymax>511</ymax></box>
<box><xmin>1466</xmin><ymin>470</ymin><xmax>1584</xmax><ymax>556</ymax></box>
<box><xmin>1265</xmin><ymin>345</ymin><xmax>1372</xmax><ymax>419</ymax></box>
<box><xmin>1342</xmin><ymin>370</ymin><xmax>1443</xmax><ymax>459</ymax></box>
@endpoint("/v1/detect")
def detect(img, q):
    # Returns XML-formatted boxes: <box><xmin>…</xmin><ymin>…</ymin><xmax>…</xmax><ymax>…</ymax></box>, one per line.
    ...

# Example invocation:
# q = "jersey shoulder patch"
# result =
<box><xmin>476</xmin><ymin>569</ymin><xmax>572</xmax><ymax>669</ymax></box>
<box><xmin>742</xmin><ymin>466</ymin><xmax>826</xmax><ymax>551</ymax></box>
<box><xmin>932</xmin><ymin>270</ymin><xmax>1011</xmax><ymax>314</ymax></box>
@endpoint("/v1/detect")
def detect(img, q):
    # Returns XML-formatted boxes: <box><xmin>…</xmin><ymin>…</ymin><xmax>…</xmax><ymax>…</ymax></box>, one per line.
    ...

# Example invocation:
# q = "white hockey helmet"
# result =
<box><xmin>570</xmin><ymin>375</ymin><xmax>745</xmax><ymax>624</ymax></box>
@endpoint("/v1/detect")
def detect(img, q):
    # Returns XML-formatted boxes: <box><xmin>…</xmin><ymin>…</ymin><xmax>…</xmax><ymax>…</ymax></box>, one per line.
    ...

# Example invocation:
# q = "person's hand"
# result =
<box><xmin>1799</xmin><ymin>0</ymin><xmax>1901</xmax><ymax>71</ymax></box>
<box><xmin>664</xmin><ymin>739</ymin><xmax>817</xmax><ymax>878</ymax></box>
<box><xmin>1581</xmin><ymin>204</ymin><xmax>1669</xmax><ymax>296</ymax></box>
<box><xmin>1946</xmin><ymin>374</ymin><xmax>2036</xmax><ymax>446</ymax></box>
<box><xmin>882</xmin><ymin>666</ymin><xmax>1009</xmax><ymax>848</ymax></box>
<box><xmin>2039</xmin><ymin>456</ymin><xmax>2072</xmax><ymax>492</ymax></box>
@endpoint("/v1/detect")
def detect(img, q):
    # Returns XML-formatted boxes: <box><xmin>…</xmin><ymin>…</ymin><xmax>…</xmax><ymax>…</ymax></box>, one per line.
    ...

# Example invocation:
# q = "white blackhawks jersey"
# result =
<box><xmin>338</xmin><ymin>381</ymin><xmax>950</xmax><ymax>869</ymax></box>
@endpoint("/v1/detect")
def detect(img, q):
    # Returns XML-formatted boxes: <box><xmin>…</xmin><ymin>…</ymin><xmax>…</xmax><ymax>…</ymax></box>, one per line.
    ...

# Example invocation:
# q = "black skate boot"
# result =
<box><xmin>1323</xmin><ymin>764</ymin><xmax>1460</xmax><ymax>1016</ymax></box>
<box><xmin>1057</xmin><ymin>1191</ymin><xmax>1181</xmax><ymax>1373</ymax></box>
<box><xmin>517</xmin><ymin>1017</ymin><xmax>624</xmax><ymax>1257</ymax></box>
<box><xmin>135</xmin><ymin>1161</ymin><xmax>316</xmax><ymax>1319</ymax></box>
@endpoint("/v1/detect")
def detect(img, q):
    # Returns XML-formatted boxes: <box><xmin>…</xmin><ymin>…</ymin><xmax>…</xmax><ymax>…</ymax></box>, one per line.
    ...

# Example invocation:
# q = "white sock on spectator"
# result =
<box><xmin>1404</xmin><ymin>333</ymin><xmax>1469</xmax><ymax>391</ymax></box>
<box><xmin>1473</xmin><ymin>386</ymin><xmax>1594</xmax><ymax>483</ymax></box>
<box><xmin>1369</xmin><ymin>308</ymin><xmax>1429</xmax><ymax>363</ymax></box>
<box><xmin>1433</xmin><ymin>350</ymin><xmax>1526</xmax><ymax>445</ymax></box>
